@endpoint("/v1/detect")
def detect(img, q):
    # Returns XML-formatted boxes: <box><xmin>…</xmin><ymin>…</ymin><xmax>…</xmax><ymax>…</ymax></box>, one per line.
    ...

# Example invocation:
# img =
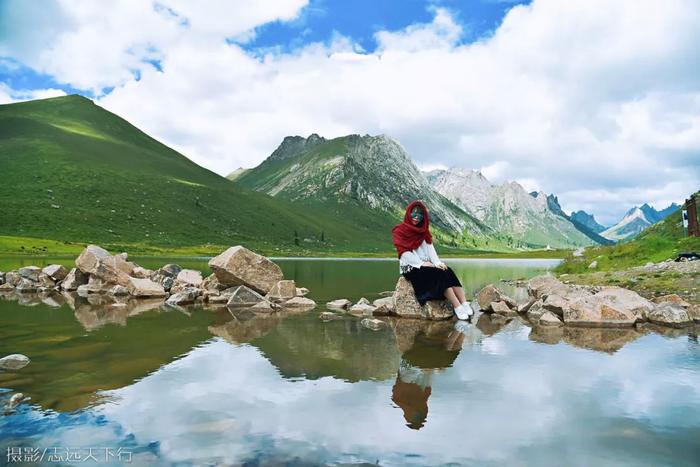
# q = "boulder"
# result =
<box><xmin>527</xmin><ymin>275</ymin><xmax>568</xmax><ymax>299</ymax></box>
<box><xmin>373</xmin><ymin>296</ymin><xmax>395</xmax><ymax>312</ymax></box>
<box><xmin>202</xmin><ymin>273</ymin><xmax>227</xmax><ymax>291</ymax></box>
<box><xmin>176</xmin><ymin>269</ymin><xmax>203</xmax><ymax>287</ymax></box>
<box><xmin>490</xmin><ymin>301</ymin><xmax>517</xmax><ymax>316</ymax></box>
<box><xmin>75</xmin><ymin>244</ymin><xmax>111</xmax><ymax>274</ymax></box>
<box><xmin>296</xmin><ymin>287</ymin><xmax>309</xmax><ymax>297</ymax></box>
<box><xmin>42</xmin><ymin>264</ymin><xmax>68</xmax><ymax>281</ymax></box>
<box><xmin>689</xmin><ymin>305</ymin><xmax>700</xmax><ymax>323</ymax></box>
<box><xmin>61</xmin><ymin>268</ymin><xmax>89</xmax><ymax>291</ymax></box>
<box><xmin>15</xmin><ymin>278</ymin><xmax>38</xmax><ymax>293</ymax></box>
<box><xmin>562</xmin><ymin>287</ymin><xmax>652</xmax><ymax>327</ymax></box>
<box><xmin>6</xmin><ymin>393</ymin><xmax>25</xmax><ymax>411</ymax></box>
<box><xmin>653</xmin><ymin>294</ymin><xmax>691</xmax><ymax>308</ymax></box>
<box><xmin>0</xmin><ymin>283</ymin><xmax>13</xmax><ymax>291</ymax></box>
<box><xmin>476</xmin><ymin>284</ymin><xmax>516</xmax><ymax>311</ymax></box>
<box><xmin>361</xmin><ymin>318</ymin><xmax>386</xmax><ymax>331</ymax></box>
<box><xmin>526</xmin><ymin>299</ymin><xmax>546</xmax><ymax>322</ymax></box>
<box><xmin>5</xmin><ymin>271</ymin><xmax>21</xmax><ymax>287</ymax></box>
<box><xmin>131</xmin><ymin>266</ymin><xmax>153</xmax><ymax>279</ymax></box>
<box><xmin>539</xmin><ymin>311</ymin><xmax>564</xmax><ymax>326</ymax></box>
<box><xmin>348</xmin><ymin>303</ymin><xmax>376</xmax><ymax>317</ymax></box>
<box><xmin>647</xmin><ymin>303</ymin><xmax>692</xmax><ymax>328</ymax></box>
<box><xmin>356</xmin><ymin>297</ymin><xmax>370</xmax><ymax>306</ymax></box>
<box><xmin>283</xmin><ymin>296</ymin><xmax>316</xmax><ymax>309</ymax></box>
<box><xmin>327</xmin><ymin>299</ymin><xmax>352</xmax><ymax>310</ymax></box>
<box><xmin>393</xmin><ymin>276</ymin><xmax>453</xmax><ymax>320</ymax></box>
<box><xmin>588</xmin><ymin>260</ymin><xmax>598</xmax><ymax>269</ymax></box>
<box><xmin>518</xmin><ymin>297</ymin><xmax>537</xmax><ymax>314</ymax></box>
<box><xmin>0</xmin><ymin>354</ymin><xmax>30</xmax><ymax>370</ymax></box>
<box><xmin>90</xmin><ymin>254</ymin><xmax>135</xmax><ymax>287</ymax></box>
<box><xmin>0</xmin><ymin>271</ymin><xmax>4</xmax><ymax>285</ymax></box>
<box><xmin>166</xmin><ymin>287</ymin><xmax>202</xmax><ymax>305</ymax></box>
<box><xmin>208</xmin><ymin>246</ymin><xmax>283</xmax><ymax>294</ymax></box>
<box><xmin>126</xmin><ymin>277</ymin><xmax>166</xmax><ymax>298</ymax></box>
<box><xmin>267</xmin><ymin>280</ymin><xmax>297</xmax><ymax>302</ymax></box>
<box><xmin>226</xmin><ymin>285</ymin><xmax>266</xmax><ymax>307</ymax></box>
<box><xmin>18</xmin><ymin>266</ymin><xmax>41</xmax><ymax>282</ymax></box>
<box><xmin>158</xmin><ymin>264</ymin><xmax>182</xmax><ymax>278</ymax></box>
<box><xmin>250</xmin><ymin>300</ymin><xmax>280</xmax><ymax>312</ymax></box>
<box><xmin>108</xmin><ymin>285</ymin><xmax>129</xmax><ymax>296</ymax></box>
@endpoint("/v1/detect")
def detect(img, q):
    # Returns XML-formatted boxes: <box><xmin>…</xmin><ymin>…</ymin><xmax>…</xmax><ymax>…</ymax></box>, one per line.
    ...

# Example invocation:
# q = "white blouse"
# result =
<box><xmin>399</xmin><ymin>240</ymin><xmax>445</xmax><ymax>273</ymax></box>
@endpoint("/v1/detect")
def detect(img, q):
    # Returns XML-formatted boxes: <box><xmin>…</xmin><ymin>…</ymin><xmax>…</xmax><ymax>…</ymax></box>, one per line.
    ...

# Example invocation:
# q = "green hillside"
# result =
<box><xmin>556</xmin><ymin>202</ymin><xmax>700</xmax><ymax>273</ymax></box>
<box><xmin>0</xmin><ymin>95</ymin><xmax>411</xmax><ymax>255</ymax></box>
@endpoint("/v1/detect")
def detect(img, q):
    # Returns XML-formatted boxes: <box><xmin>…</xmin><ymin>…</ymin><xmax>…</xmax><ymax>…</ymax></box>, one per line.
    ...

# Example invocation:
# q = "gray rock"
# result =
<box><xmin>176</xmin><ymin>269</ymin><xmax>203</xmax><ymax>287</ymax></box>
<box><xmin>588</xmin><ymin>260</ymin><xmax>598</xmax><ymax>269</ymax></box>
<box><xmin>267</xmin><ymin>280</ymin><xmax>297</xmax><ymax>302</ymax></box>
<box><xmin>42</xmin><ymin>264</ymin><xmax>68</xmax><ymax>281</ymax></box>
<box><xmin>518</xmin><ymin>297</ymin><xmax>537</xmax><ymax>314</ymax></box>
<box><xmin>15</xmin><ymin>278</ymin><xmax>38</xmax><ymax>293</ymax></box>
<box><xmin>393</xmin><ymin>276</ymin><xmax>453</xmax><ymax>320</ymax></box>
<box><xmin>356</xmin><ymin>297</ymin><xmax>370</xmax><ymax>306</ymax></box>
<box><xmin>490</xmin><ymin>301</ymin><xmax>517</xmax><ymax>316</ymax></box>
<box><xmin>283</xmin><ymin>296</ymin><xmax>316</xmax><ymax>309</ymax></box>
<box><xmin>61</xmin><ymin>268</ymin><xmax>89</xmax><ymax>291</ymax></box>
<box><xmin>127</xmin><ymin>277</ymin><xmax>166</xmax><ymax>297</ymax></box>
<box><xmin>166</xmin><ymin>287</ymin><xmax>202</xmax><ymax>305</ymax></box>
<box><xmin>131</xmin><ymin>266</ymin><xmax>153</xmax><ymax>279</ymax></box>
<box><xmin>108</xmin><ymin>285</ymin><xmax>129</xmax><ymax>296</ymax></box>
<box><xmin>6</xmin><ymin>393</ymin><xmax>25</xmax><ymax>410</ymax></box>
<box><xmin>5</xmin><ymin>271</ymin><xmax>21</xmax><ymax>287</ymax></box>
<box><xmin>296</xmin><ymin>287</ymin><xmax>309</xmax><ymax>297</ymax></box>
<box><xmin>0</xmin><ymin>354</ymin><xmax>30</xmax><ymax>370</ymax></box>
<box><xmin>327</xmin><ymin>298</ymin><xmax>351</xmax><ymax>310</ymax></box>
<box><xmin>75</xmin><ymin>244</ymin><xmax>111</xmax><ymax>274</ymax></box>
<box><xmin>0</xmin><ymin>283</ymin><xmax>14</xmax><ymax>291</ymax></box>
<box><xmin>526</xmin><ymin>299</ymin><xmax>546</xmax><ymax>322</ymax></box>
<box><xmin>208</xmin><ymin>246</ymin><xmax>283</xmax><ymax>294</ymax></box>
<box><xmin>539</xmin><ymin>311</ymin><xmax>564</xmax><ymax>326</ymax></box>
<box><xmin>158</xmin><ymin>264</ymin><xmax>183</xmax><ymax>278</ymax></box>
<box><xmin>348</xmin><ymin>303</ymin><xmax>376</xmax><ymax>317</ymax></box>
<box><xmin>18</xmin><ymin>266</ymin><xmax>41</xmax><ymax>282</ymax></box>
<box><xmin>373</xmin><ymin>296</ymin><xmax>395</xmax><ymax>312</ymax></box>
<box><xmin>527</xmin><ymin>275</ymin><xmax>568</xmax><ymax>299</ymax></box>
<box><xmin>319</xmin><ymin>312</ymin><xmax>342</xmax><ymax>321</ymax></box>
<box><xmin>647</xmin><ymin>303</ymin><xmax>692</xmax><ymax>328</ymax></box>
<box><xmin>476</xmin><ymin>284</ymin><xmax>516</xmax><ymax>311</ymax></box>
<box><xmin>226</xmin><ymin>285</ymin><xmax>266</xmax><ymax>307</ymax></box>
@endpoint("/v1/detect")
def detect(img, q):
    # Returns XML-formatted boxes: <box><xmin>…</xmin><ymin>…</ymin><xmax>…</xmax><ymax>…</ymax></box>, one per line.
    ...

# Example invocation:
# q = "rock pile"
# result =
<box><xmin>0</xmin><ymin>244</ymin><xmax>316</xmax><ymax>313</ymax></box>
<box><xmin>476</xmin><ymin>274</ymin><xmax>699</xmax><ymax>329</ymax></box>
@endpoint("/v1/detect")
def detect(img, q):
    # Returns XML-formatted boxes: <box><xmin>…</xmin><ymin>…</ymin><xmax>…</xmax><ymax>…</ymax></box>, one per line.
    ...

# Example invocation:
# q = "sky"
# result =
<box><xmin>1</xmin><ymin>0</ymin><xmax>698</xmax><ymax>226</ymax></box>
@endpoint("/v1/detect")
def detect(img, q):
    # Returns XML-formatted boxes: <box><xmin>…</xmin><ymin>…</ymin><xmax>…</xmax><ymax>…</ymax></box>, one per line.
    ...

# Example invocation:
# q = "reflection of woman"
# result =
<box><xmin>391</xmin><ymin>327</ymin><xmax>462</xmax><ymax>430</ymax></box>
<box><xmin>392</xmin><ymin>200</ymin><xmax>473</xmax><ymax>320</ymax></box>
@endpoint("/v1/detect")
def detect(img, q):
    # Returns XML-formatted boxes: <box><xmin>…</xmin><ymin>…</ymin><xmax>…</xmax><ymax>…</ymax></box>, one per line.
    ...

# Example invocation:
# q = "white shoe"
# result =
<box><xmin>454</xmin><ymin>320</ymin><xmax>470</xmax><ymax>333</ymax></box>
<box><xmin>454</xmin><ymin>304</ymin><xmax>471</xmax><ymax>320</ymax></box>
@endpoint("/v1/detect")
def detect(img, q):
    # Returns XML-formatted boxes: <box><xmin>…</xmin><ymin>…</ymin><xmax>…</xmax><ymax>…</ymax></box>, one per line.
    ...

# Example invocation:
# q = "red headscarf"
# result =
<box><xmin>392</xmin><ymin>200</ymin><xmax>432</xmax><ymax>258</ymax></box>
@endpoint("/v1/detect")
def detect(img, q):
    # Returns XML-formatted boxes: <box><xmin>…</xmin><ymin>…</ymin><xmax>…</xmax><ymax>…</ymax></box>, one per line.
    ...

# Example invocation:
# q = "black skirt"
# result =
<box><xmin>402</xmin><ymin>266</ymin><xmax>462</xmax><ymax>305</ymax></box>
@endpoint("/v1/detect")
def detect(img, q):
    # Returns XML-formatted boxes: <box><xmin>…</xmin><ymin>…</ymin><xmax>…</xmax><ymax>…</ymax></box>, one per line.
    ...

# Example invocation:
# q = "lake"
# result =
<box><xmin>1</xmin><ymin>257</ymin><xmax>699</xmax><ymax>466</ymax></box>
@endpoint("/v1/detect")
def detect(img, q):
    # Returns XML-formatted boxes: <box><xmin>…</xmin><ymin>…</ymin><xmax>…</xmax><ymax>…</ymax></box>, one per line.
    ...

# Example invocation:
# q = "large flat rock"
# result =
<box><xmin>208</xmin><ymin>246</ymin><xmax>283</xmax><ymax>294</ymax></box>
<box><xmin>393</xmin><ymin>276</ymin><xmax>453</xmax><ymax>320</ymax></box>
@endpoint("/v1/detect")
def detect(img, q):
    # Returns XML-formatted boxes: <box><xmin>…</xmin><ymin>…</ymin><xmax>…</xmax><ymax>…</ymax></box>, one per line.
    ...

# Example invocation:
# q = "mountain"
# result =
<box><xmin>571</xmin><ymin>210</ymin><xmax>606</xmax><ymax>233</ymax></box>
<box><xmin>557</xmin><ymin>193</ymin><xmax>700</xmax><ymax>273</ymax></box>
<box><xmin>425</xmin><ymin>169</ymin><xmax>596</xmax><ymax>248</ymax></box>
<box><xmin>0</xmin><ymin>95</ymin><xmax>401</xmax><ymax>254</ymax></box>
<box><xmin>545</xmin><ymin>195</ymin><xmax>614</xmax><ymax>245</ymax></box>
<box><xmin>235</xmin><ymin>134</ymin><xmax>500</xmax><ymax>249</ymax></box>
<box><xmin>601</xmin><ymin>203</ymin><xmax>680</xmax><ymax>242</ymax></box>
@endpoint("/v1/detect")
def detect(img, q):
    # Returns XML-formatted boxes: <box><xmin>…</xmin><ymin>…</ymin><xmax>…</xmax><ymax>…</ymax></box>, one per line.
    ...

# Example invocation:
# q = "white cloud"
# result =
<box><xmin>0</xmin><ymin>82</ymin><xmax>66</xmax><ymax>104</ymax></box>
<box><xmin>2</xmin><ymin>0</ymin><xmax>699</xmax><ymax>223</ymax></box>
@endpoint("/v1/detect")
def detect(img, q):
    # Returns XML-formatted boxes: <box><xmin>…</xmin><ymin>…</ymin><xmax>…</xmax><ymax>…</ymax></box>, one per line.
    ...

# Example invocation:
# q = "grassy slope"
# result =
<box><xmin>0</xmin><ymin>95</ymin><xmax>404</xmax><ymax>255</ymax></box>
<box><xmin>556</xmin><ymin>206</ymin><xmax>700</xmax><ymax>274</ymax></box>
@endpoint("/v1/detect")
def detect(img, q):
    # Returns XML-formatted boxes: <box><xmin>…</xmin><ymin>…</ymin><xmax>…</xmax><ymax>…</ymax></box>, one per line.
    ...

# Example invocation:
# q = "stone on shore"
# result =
<box><xmin>476</xmin><ymin>284</ymin><xmax>516</xmax><ymax>311</ymax></box>
<box><xmin>647</xmin><ymin>303</ymin><xmax>692</xmax><ymax>328</ymax></box>
<box><xmin>526</xmin><ymin>299</ymin><xmax>546</xmax><ymax>321</ymax></box>
<box><xmin>226</xmin><ymin>285</ymin><xmax>266</xmax><ymax>307</ymax></box>
<box><xmin>15</xmin><ymin>279</ymin><xmax>38</xmax><ymax>293</ymax></box>
<box><xmin>208</xmin><ymin>246</ymin><xmax>283</xmax><ymax>294</ymax></box>
<box><xmin>6</xmin><ymin>393</ymin><xmax>25</xmax><ymax>410</ymax></box>
<box><xmin>296</xmin><ymin>287</ymin><xmax>309</xmax><ymax>297</ymax></box>
<box><xmin>131</xmin><ymin>266</ymin><xmax>153</xmax><ymax>279</ymax></box>
<box><xmin>348</xmin><ymin>303</ymin><xmax>376</xmax><ymax>317</ymax></box>
<box><xmin>356</xmin><ymin>297</ymin><xmax>370</xmax><ymax>306</ymax></box>
<box><xmin>539</xmin><ymin>311</ymin><xmax>564</xmax><ymax>326</ymax></box>
<box><xmin>393</xmin><ymin>277</ymin><xmax>453</xmax><ymax>320</ymax></box>
<box><xmin>327</xmin><ymin>299</ymin><xmax>351</xmax><ymax>310</ymax></box>
<box><xmin>61</xmin><ymin>268</ymin><xmax>89</xmax><ymax>291</ymax></box>
<box><xmin>653</xmin><ymin>294</ymin><xmax>691</xmax><ymax>308</ymax></box>
<box><xmin>250</xmin><ymin>300</ymin><xmax>279</xmax><ymax>312</ymax></box>
<box><xmin>528</xmin><ymin>275</ymin><xmax>569</xmax><ymax>299</ymax></box>
<box><xmin>5</xmin><ymin>271</ymin><xmax>21</xmax><ymax>287</ymax></box>
<box><xmin>166</xmin><ymin>287</ymin><xmax>202</xmax><ymax>305</ymax></box>
<box><xmin>126</xmin><ymin>277</ymin><xmax>166</xmax><ymax>298</ymax></box>
<box><xmin>373</xmin><ymin>297</ymin><xmax>395</xmax><ymax>312</ymax></box>
<box><xmin>42</xmin><ymin>264</ymin><xmax>68</xmax><ymax>282</ymax></box>
<box><xmin>75</xmin><ymin>245</ymin><xmax>111</xmax><ymax>274</ymax></box>
<box><xmin>0</xmin><ymin>283</ymin><xmax>13</xmax><ymax>291</ymax></box>
<box><xmin>283</xmin><ymin>296</ymin><xmax>316</xmax><ymax>309</ymax></box>
<box><xmin>490</xmin><ymin>301</ymin><xmax>517</xmax><ymax>316</ymax></box>
<box><xmin>518</xmin><ymin>297</ymin><xmax>537</xmax><ymax>314</ymax></box>
<box><xmin>176</xmin><ymin>269</ymin><xmax>203</xmax><ymax>287</ymax></box>
<box><xmin>18</xmin><ymin>266</ymin><xmax>41</xmax><ymax>282</ymax></box>
<box><xmin>267</xmin><ymin>280</ymin><xmax>297</xmax><ymax>302</ymax></box>
<box><xmin>562</xmin><ymin>289</ymin><xmax>649</xmax><ymax>327</ymax></box>
<box><xmin>0</xmin><ymin>354</ymin><xmax>30</xmax><ymax>370</ymax></box>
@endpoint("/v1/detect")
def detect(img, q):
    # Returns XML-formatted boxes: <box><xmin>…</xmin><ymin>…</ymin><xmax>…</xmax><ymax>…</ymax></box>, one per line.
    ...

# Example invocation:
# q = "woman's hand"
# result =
<box><xmin>437</xmin><ymin>263</ymin><xmax>448</xmax><ymax>270</ymax></box>
<box><xmin>422</xmin><ymin>261</ymin><xmax>436</xmax><ymax>268</ymax></box>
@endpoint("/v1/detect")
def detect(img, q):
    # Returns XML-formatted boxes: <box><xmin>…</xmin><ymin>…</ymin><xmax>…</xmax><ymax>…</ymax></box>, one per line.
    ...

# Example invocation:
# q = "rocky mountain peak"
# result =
<box><xmin>269</xmin><ymin>134</ymin><xmax>327</xmax><ymax>161</ymax></box>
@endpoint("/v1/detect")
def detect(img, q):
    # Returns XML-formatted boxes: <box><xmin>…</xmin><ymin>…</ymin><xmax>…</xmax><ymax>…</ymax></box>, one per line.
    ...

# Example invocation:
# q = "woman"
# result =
<box><xmin>391</xmin><ymin>200</ymin><xmax>473</xmax><ymax>320</ymax></box>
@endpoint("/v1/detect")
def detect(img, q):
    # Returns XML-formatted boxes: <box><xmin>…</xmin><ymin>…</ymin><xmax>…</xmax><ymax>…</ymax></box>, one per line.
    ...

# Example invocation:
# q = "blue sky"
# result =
<box><xmin>242</xmin><ymin>0</ymin><xmax>530</xmax><ymax>54</ymax></box>
<box><xmin>0</xmin><ymin>0</ymin><xmax>697</xmax><ymax>225</ymax></box>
